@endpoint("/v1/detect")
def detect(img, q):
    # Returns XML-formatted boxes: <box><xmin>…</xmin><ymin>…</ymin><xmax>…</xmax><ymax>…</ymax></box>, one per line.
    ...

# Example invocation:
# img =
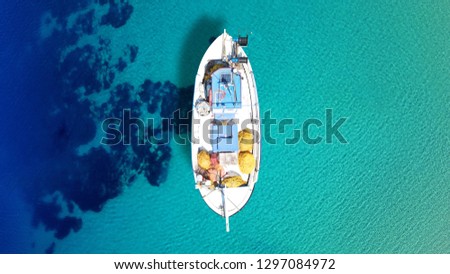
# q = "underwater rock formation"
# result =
<box><xmin>45</xmin><ymin>242</ymin><xmax>56</xmax><ymax>254</ymax></box>
<box><xmin>32</xmin><ymin>198</ymin><xmax>82</xmax><ymax>240</ymax></box>
<box><xmin>72</xmin><ymin>9</ymin><xmax>96</xmax><ymax>35</ymax></box>
<box><xmin>60</xmin><ymin>43</ymin><xmax>110</xmax><ymax>94</ymax></box>
<box><xmin>27</xmin><ymin>0</ymin><xmax>192</xmax><ymax>249</ymax></box>
<box><xmin>127</xmin><ymin>44</ymin><xmax>139</xmax><ymax>63</ymax></box>
<box><xmin>100</xmin><ymin>0</ymin><xmax>134</xmax><ymax>28</ymax></box>
<box><xmin>65</xmin><ymin>148</ymin><xmax>122</xmax><ymax>212</ymax></box>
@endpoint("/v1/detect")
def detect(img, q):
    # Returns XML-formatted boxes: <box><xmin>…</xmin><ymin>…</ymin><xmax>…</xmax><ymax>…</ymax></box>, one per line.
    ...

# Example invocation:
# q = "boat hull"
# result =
<box><xmin>191</xmin><ymin>30</ymin><xmax>260</xmax><ymax>220</ymax></box>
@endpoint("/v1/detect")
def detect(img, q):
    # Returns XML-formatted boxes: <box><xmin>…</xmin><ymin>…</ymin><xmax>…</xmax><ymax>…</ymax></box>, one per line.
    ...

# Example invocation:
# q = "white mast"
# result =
<box><xmin>222</xmin><ymin>29</ymin><xmax>227</xmax><ymax>60</ymax></box>
<box><xmin>222</xmin><ymin>187</ymin><xmax>230</xmax><ymax>232</ymax></box>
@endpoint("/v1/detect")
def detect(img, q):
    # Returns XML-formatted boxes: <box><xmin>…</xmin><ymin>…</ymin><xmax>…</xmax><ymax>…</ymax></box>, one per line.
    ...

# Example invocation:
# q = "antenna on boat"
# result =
<box><xmin>229</xmin><ymin>69</ymin><xmax>238</xmax><ymax>106</ymax></box>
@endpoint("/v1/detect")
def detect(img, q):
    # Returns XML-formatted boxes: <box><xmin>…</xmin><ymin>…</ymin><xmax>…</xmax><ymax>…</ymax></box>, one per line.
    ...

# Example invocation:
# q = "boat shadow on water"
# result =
<box><xmin>175</xmin><ymin>15</ymin><xmax>224</xmax><ymax>159</ymax></box>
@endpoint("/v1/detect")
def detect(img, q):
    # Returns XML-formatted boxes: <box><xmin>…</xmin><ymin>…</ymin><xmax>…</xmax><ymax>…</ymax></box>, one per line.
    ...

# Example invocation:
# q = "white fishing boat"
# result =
<box><xmin>191</xmin><ymin>30</ymin><xmax>260</xmax><ymax>232</ymax></box>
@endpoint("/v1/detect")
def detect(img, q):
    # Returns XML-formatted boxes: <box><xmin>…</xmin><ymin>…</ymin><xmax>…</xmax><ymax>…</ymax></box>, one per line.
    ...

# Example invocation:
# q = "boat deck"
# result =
<box><xmin>191</xmin><ymin>31</ymin><xmax>260</xmax><ymax>219</ymax></box>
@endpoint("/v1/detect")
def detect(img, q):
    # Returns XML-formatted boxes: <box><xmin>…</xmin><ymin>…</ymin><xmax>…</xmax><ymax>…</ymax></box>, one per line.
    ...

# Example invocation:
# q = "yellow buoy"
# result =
<box><xmin>238</xmin><ymin>151</ymin><xmax>256</xmax><ymax>174</ymax></box>
<box><xmin>197</xmin><ymin>150</ymin><xmax>211</xmax><ymax>170</ymax></box>
<box><xmin>222</xmin><ymin>176</ymin><xmax>246</xmax><ymax>188</ymax></box>
<box><xmin>238</xmin><ymin>129</ymin><xmax>253</xmax><ymax>152</ymax></box>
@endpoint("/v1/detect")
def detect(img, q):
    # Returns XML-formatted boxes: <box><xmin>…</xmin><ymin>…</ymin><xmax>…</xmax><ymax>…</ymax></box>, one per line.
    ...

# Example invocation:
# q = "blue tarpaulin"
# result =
<box><xmin>211</xmin><ymin>122</ymin><xmax>238</xmax><ymax>152</ymax></box>
<box><xmin>211</xmin><ymin>68</ymin><xmax>241</xmax><ymax>109</ymax></box>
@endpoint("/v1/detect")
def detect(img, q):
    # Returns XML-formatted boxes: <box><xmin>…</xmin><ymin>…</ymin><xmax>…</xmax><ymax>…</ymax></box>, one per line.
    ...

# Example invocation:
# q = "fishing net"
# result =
<box><xmin>238</xmin><ymin>151</ymin><xmax>256</xmax><ymax>174</ymax></box>
<box><xmin>238</xmin><ymin>129</ymin><xmax>253</xmax><ymax>152</ymax></box>
<box><xmin>222</xmin><ymin>176</ymin><xmax>246</xmax><ymax>188</ymax></box>
<box><xmin>197</xmin><ymin>150</ymin><xmax>211</xmax><ymax>170</ymax></box>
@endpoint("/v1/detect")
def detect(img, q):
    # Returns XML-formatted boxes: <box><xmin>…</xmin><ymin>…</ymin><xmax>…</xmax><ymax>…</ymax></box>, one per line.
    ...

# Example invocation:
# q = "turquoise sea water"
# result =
<box><xmin>1</xmin><ymin>0</ymin><xmax>449</xmax><ymax>253</ymax></box>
